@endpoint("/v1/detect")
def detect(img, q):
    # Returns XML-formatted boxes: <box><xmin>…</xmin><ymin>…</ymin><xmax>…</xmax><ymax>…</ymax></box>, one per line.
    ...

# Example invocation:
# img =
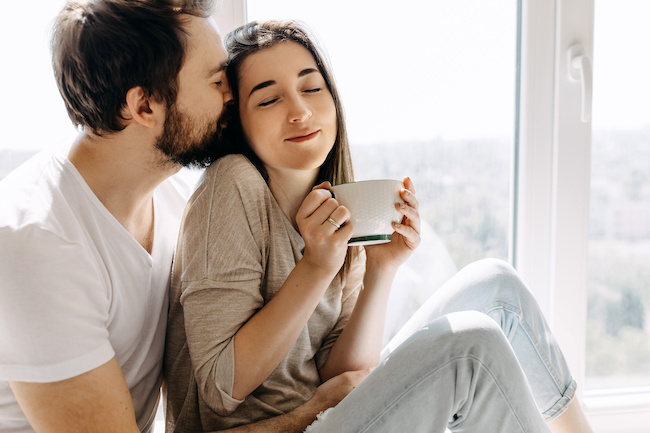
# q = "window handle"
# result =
<box><xmin>568</xmin><ymin>44</ymin><xmax>593</xmax><ymax>123</ymax></box>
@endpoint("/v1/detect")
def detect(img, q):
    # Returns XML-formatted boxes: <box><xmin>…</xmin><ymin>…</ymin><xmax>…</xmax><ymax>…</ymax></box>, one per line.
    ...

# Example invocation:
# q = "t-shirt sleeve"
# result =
<box><xmin>314</xmin><ymin>249</ymin><xmax>366</xmax><ymax>370</ymax></box>
<box><xmin>178</xmin><ymin>156</ymin><xmax>268</xmax><ymax>416</ymax></box>
<box><xmin>0</xmin><ymin>225</ymin><xmax>114</xmax><ymax>382</ymax></box>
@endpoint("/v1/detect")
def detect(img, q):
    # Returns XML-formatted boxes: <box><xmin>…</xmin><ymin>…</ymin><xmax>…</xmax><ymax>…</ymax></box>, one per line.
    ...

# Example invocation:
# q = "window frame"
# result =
<box><xmin>515</xmin><ymin>0</ymin><xmax>593</xmax><ymax>386</ymax></box>
<box><xmin>517</xmin><ymin>0</ymin><xmax>650</xmax><ymax>429</ymax></box>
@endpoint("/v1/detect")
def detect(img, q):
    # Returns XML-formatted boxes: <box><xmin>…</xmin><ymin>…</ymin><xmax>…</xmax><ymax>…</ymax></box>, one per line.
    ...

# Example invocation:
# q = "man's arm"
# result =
<box><xmin>211</xmin><ymin>369</ymin><xmax>370</xmax><ymax>433</ymax></box>
<box><xmin>10</xmin><ymin>357</ymin><xmax>140</xmax><ymax>433</ymax></box>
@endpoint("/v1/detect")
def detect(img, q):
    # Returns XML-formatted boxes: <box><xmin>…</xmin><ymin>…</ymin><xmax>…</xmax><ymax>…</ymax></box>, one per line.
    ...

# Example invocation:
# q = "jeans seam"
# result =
<box><xmin>483</xmin><ymin>301</ymin><xmax>566</xmax><ymax>397</ymax></box>
<box><xmin>357</xmin><ymin>355</ymin><xmax>531</xmax><ymax>433</ymax></box>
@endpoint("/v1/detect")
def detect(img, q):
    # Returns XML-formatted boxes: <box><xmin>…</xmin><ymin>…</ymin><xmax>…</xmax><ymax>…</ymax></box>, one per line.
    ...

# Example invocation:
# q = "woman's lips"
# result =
<box><xmin>285</xmin><ymin>130</ymin><xmax>320</xmax><ymax>142</ymax></box>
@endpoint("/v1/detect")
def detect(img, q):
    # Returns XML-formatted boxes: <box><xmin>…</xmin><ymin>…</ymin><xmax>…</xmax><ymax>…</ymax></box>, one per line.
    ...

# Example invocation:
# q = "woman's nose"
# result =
<box><xmin>288</xmin><ymin>97</ymin><xmax>312</xmax><ymax>123</ymax></box>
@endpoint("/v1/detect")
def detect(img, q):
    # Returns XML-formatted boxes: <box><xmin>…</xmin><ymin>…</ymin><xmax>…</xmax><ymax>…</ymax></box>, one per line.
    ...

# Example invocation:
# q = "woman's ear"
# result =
<box><xmin>124</xmin><ymin>86</ymin><xmax>165</xmax><ymax>128</ymax></box>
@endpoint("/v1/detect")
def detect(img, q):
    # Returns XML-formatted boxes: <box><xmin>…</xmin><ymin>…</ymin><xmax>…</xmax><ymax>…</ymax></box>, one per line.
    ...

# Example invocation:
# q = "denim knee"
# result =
<box><xmin>411</xmin><ymin>310</ymin><xmax>513</xmax><ymax>363</ymax></box>
<box><xmin>465</xmin><ymin>258</ymin><xmax>533</xmax><ymax>299</ymax></box>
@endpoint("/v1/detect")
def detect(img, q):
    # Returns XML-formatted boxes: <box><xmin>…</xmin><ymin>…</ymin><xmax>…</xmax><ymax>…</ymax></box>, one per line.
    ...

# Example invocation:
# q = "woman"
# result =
<box><xmin>164</xmin><ymin>20</ymin><xmax>592</xmax><ymax>433</ymax></box>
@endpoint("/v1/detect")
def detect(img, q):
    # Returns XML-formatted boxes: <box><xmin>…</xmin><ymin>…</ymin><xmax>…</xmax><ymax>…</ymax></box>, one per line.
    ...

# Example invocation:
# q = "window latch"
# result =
<box><xmin>567</xmin><ymin>44</ymin><xmax>593</xmax><ymax>123</ymax></box>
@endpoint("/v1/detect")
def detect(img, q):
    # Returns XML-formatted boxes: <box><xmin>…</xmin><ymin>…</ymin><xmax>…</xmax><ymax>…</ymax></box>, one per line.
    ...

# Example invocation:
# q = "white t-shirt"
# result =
<box><xmin>0</xmin><ymin>152</ymin><xmax>189</xmax><ymax>432</ymax></box>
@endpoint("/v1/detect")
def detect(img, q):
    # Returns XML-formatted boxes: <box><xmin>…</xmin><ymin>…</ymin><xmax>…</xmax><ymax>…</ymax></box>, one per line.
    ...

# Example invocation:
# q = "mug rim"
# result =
<box><xmin>348</xmin><ymin>234</ymin><xmax>392</xmax><ymax>246</ymax></box>
<box><xmin>331</xmin><ymin>179</ymin><xmax>402</xmax><ymax>187</ymax></box>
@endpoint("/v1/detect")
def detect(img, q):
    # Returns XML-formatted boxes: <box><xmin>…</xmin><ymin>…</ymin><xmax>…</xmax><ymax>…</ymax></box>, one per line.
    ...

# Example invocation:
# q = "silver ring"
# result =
<box><xmin>327</xmin><ymin>217</ymin><xmax>341</xmax><ymax>229</ymax></box>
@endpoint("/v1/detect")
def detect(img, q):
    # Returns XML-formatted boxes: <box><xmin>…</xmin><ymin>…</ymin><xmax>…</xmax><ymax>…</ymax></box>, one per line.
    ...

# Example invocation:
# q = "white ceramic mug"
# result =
<box><xmin>330</xmin><ymin>179</ymin><xmax>404</xmax><ymax>246</ymax></box>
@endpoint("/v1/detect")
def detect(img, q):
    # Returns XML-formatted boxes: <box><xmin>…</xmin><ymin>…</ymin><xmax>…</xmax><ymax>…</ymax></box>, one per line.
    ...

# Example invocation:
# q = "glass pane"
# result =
<box><xmin>586</xmin><ymin>0</ymin><xmax>650</xmax><ymax>390</ymax></box>
<box><xmin>0</xmin><ymin>1</ymin><xmax>76</xmax><ymax>157</ymax></box>
<box><xmin>246</xmin><ymin>0</ymin><xmax>516</xmax><ymax>269</ymax></box>
<box><xmin>245</xmin><ymin>0</ymin><xmax>517</xmax><ymax>339</ymax></box>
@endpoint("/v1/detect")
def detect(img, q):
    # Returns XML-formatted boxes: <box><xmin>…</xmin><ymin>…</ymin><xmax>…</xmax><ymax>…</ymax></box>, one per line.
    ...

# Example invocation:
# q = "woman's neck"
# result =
<box><xmin>266</xmin><ymin>167</ymin><xmax>320</xmax><ymax>230</ymax></box>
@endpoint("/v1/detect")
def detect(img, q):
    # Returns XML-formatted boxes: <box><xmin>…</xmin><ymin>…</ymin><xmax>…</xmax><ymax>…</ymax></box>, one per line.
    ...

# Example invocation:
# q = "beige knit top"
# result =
<box><xmin>163</xmin><ymin>154</ymin><xmax>364</xmax><ymax>432</ymax></box>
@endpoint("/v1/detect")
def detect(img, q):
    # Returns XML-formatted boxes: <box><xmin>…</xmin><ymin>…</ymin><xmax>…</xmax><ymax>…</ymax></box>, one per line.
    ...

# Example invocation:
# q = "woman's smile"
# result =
<box><xmin>285</xmin><ymin>130</ymin><xmax>320</xmax><ymax>143</ymax></box>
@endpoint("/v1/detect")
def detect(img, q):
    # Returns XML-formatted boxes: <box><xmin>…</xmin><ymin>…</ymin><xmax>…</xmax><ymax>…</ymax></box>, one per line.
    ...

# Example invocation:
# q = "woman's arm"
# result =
<box><xmin>209</xmin><ymin>369</ymin><xmax>369</xmax><ymax>433</ymax></box>
<box><xmin>319</xmin><ymin>177</ymin><xmax>421</xmax><ymax>381</ymax></box>
<box><xmin>231</xmin><ymin>186</ymin><xmax>353</xmax><ymax>400</ymax></box>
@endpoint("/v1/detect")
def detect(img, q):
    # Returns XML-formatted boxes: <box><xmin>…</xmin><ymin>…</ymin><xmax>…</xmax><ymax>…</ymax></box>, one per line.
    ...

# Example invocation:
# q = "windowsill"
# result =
<box><xmin>584</xmin><ymin>387</ymin><xmax>650</xmax><ymax>433</ymax></box>
<box><xmin>584</xmin><ymin>386</ymin><xmax>650</xmax><ymax>412</ymax></box>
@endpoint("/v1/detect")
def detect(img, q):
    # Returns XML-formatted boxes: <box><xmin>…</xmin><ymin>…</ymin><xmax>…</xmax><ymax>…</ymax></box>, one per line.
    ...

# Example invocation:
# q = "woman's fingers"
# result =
<box><xmin>312</xmin><ymin>180</ymin><xmax>332</xmax><ymax>192</ymax></box>
<box><xmin>395</xmin><ymin>195</ymin><xmax>420</xmax><ymax>231</ymax></box>
<box><xmin>400</xmin><ymin>185</ymin><xmax>419</xmax><ymax>212</ymax></box>
<box><xmin>297</xmin><ymin>185</ymin><xmax>353</xmax><ymax>273</ymax></box>
<box><xmin>393</xmin><ymin>177</ymin><xmax>421</xmax><ymax>249</ymax></box>
<box><xmin>296</xmin><ymin>187</ymin><xmax>352</xmax><ymax>243</ymax></box>
<box><xmin>397</xmin><ymin>187</ymin><xmax>420</xmax><ymax>230</ymax></box>
<box><xmin>322</xmin><ymin>205</ymin><xmax>351</xmax><ymax>231</ymax></box>
<box><xmin>392</xmin><ymin>219</ymin><xmax>421</xmax><ymax>249</ymax></box>
<box><xmin>403</xmin><ymin>176</ymin><xmax>416</xmax><ymax>195</ymax></box>
<box><xmin>297</xmin><ymin>188</ymin><xmax>337</xmax><ymax>221</ymax></box>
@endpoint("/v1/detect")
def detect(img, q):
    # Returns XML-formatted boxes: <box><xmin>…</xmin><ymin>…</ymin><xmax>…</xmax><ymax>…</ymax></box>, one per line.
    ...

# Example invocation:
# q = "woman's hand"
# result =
<box><xmin>364</xmin><ymin>176</ymin><xmax>421</xmax><ymax>272</ymax></box>
<box><xmin>319</xmin><ymin>178</ymin><xmax>419</xmax><ymax>380</ymax></box>
<box><xmin>296</xmin><ymin>181</ymin><xmax>353</xmax><ymax>275</ymax></box>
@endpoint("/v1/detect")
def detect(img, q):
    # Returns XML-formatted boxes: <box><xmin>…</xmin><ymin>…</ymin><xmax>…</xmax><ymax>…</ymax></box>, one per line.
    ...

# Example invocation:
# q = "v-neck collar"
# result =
<box><xmin>59</xmin><ymin>155</ymin><xmax>157</xmax><ymax>262</ymax></box>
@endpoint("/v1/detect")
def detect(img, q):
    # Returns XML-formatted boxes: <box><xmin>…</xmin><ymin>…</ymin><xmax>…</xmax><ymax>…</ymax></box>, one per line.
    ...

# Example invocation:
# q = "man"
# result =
<box><xmin>0</xmin><ymin>1</ymin><xmax>362</xmax><ymax>432</ymax></box>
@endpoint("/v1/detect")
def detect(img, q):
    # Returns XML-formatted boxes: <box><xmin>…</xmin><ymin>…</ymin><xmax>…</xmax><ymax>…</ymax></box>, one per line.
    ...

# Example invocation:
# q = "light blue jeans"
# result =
<box><xmin>305</xmin><ymin>259</ymin><xmax>575</xmax><ymax>433</ymax></box>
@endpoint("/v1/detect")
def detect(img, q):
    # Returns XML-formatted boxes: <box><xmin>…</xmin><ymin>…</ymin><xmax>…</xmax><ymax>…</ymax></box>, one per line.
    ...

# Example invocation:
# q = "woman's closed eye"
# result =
<box><xmin>258</xmin><ymin>98</ymin><xmax>278</xmax><ymax>107</ymax></box>
<box><xmin>256</xmin><ymin>86</ymin><xmax>322</xmax><ymax>107</ymax></box>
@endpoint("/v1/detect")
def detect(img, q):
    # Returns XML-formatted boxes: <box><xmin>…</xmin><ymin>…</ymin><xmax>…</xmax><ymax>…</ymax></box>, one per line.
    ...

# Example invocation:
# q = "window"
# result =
<box><xmin>247</xmin><ymin>0</ymin><xmax>516</xmax><ymax>275</ymax></box>
<box><xmin>0</xmin><ymin>1</ymin><xmax>76</xmax><ymax>159</ymax></box>
<box><xmin>245</xmin><ymin>0</ymin><xmax>518</xmax><ymax>343</ymax></box>
<box><xmin>586</xmin><ymin>0</ymin><xmax>650</xmax><ymax>392</ymax></box>
<box><xmin>516</xmin><ymin>0</ymin><xmax>650</xmax><ymax>429</ymax></box>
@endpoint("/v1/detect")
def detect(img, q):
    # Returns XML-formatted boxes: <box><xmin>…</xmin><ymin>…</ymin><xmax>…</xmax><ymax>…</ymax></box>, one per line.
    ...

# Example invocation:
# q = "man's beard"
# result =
<box><xmin>154</xmin><ymin>103</ymin><xmax>232</xmax><ymax>169</ymax></box>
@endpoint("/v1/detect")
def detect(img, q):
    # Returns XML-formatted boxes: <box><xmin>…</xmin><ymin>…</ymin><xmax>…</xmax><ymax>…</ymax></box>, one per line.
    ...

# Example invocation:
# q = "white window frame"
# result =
<box><xmin>222</xmin><ymin>0</ymin><xmax>650</xmax><ymax>429</ymax></box>
<box><xmin>213</xmin><ymin>0</ymin><xmax>247</xmax><ymax>38</ymax></box>
<box><xmin>515</xmin><ymin>0</ymin><xmax>593</xmax><ymax>386</ymax></box>
<box><xmin>517</xmin><ymin>0</ymin><xmax>650</xmax><ymax>430</ymax></box>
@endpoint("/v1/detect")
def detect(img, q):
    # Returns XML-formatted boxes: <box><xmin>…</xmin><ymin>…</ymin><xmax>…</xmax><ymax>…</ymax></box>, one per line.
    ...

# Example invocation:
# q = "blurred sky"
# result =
<box><xmin>0</xmin><ymin>0</ymin><xmax>648</xmax><ymax>151</ymax></box>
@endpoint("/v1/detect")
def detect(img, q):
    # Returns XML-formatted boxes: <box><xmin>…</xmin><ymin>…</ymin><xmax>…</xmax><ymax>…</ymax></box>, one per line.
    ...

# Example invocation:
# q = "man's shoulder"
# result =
<box><xmin>0</xmin><ymin>150</ymin><xmax>60</xmax><ymax>191</ymax></box>
<box><xmin>0</xmin><ymin>152</ymin><xmax>74</xmax><ymax>230</ymax></box>
<box><xmin>0</xmin><ymin>148</ymin><xmax>39</xmax><ymax>181</ymax></box>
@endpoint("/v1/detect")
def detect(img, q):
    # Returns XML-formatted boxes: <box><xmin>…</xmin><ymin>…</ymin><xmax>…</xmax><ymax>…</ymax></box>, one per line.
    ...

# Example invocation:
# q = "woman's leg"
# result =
<box><xmin>305</xmin><ymin>311</ymin><xmax>549</xmax><ymax>433</ymax></box>
<box><xmin>547</xmin><ymin>399</ymin><xmax>594</xmax><ymax>433</ymax></box>
<box><xmin>383</xmin><ymin>258</ymin><xmax>587</xmax><ymax>428</ymax></box>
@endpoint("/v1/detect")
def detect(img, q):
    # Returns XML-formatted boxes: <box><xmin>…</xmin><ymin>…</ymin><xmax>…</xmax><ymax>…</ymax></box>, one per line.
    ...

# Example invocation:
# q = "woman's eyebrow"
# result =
<box><xmin>248</xmin><ymin>68</ymin><xmax>320</xmax><ymax>97</ymax></box>
<box><xmin>298</xmin><ymin>68</ymin><xmax>318</xmax><ymax>77</ymax></box>
<box><xmin>249</xmin><ymin>80</ymin><xmax>275</xmax><ymax>97</ymax></box>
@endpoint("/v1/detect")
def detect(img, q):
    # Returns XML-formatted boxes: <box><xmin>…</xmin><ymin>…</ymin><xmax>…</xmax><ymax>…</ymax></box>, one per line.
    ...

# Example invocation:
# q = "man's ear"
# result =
<box><xmin>124</xmin><ymin>86</ymin><xmax>165</xmax><ymax>128</ymax></box>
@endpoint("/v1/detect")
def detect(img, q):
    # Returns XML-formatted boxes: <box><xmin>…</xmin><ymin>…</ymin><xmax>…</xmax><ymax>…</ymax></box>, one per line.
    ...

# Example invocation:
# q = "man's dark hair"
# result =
<box><xmin>51</xmin><ymin>0</ymin><xmax>214</xmax><ymax>135</ymax></box>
